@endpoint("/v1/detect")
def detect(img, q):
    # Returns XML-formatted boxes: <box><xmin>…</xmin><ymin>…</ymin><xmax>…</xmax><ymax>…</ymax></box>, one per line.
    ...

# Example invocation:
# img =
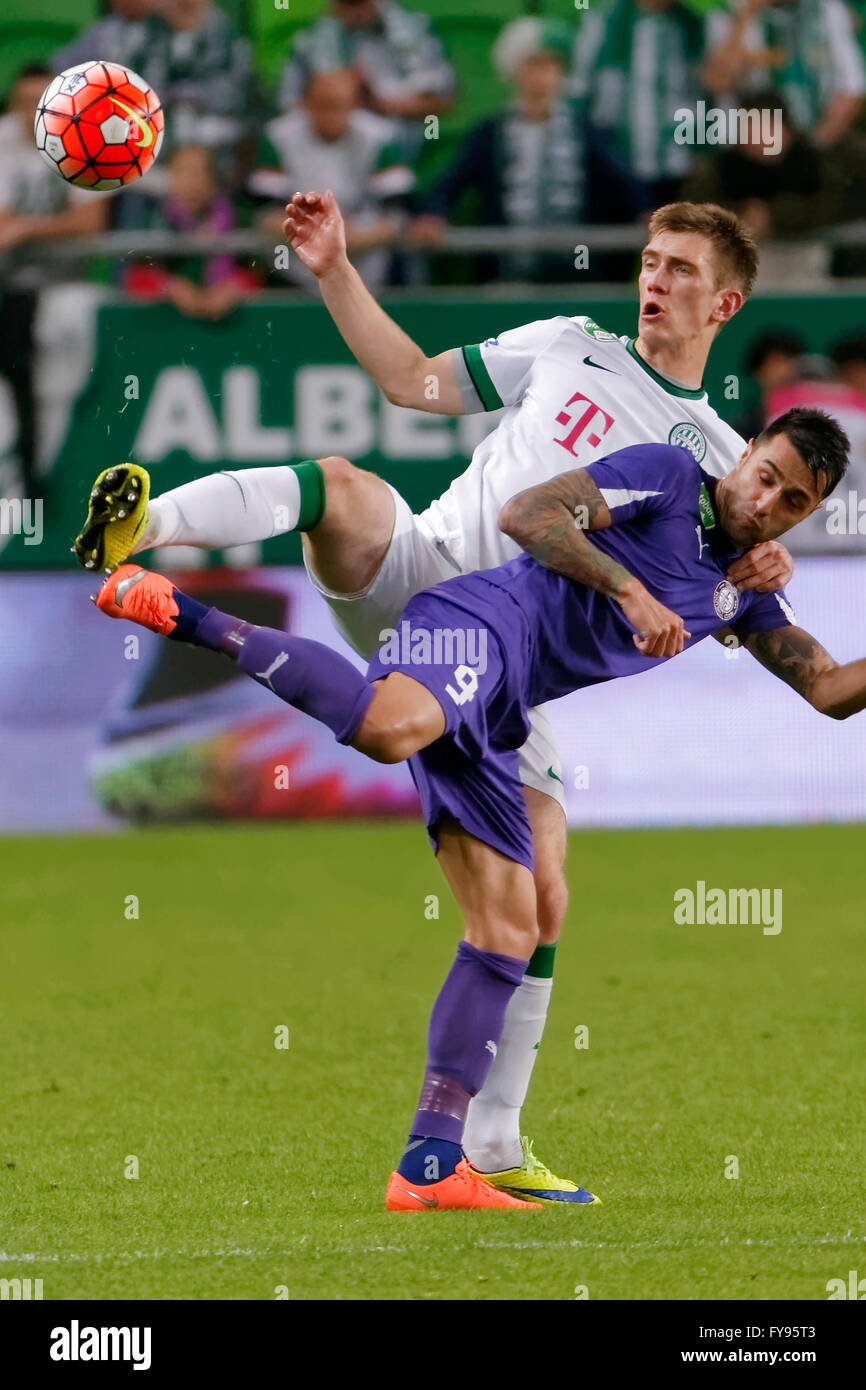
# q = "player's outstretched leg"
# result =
<box><xmin>92</xmin><ymin>564</ymin><xmax>444</xmax><ymax>758</ymax></box>
<box><xmin>72</xmin><ymin>456</ymin><xmax>395</xmax><ymax>597</ymax></box>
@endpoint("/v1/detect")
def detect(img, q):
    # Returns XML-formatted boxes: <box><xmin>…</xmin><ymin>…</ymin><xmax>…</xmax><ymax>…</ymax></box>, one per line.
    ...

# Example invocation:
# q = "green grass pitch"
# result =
<box><xmin>2</xmin><ymin>822</ymin><xmax>864</xmax><ymax>1301</ymax></box>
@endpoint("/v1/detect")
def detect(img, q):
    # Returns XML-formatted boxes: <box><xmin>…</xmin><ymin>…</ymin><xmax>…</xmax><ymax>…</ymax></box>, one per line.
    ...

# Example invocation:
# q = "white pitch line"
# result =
<box><xmin>2</xmin><ymin>1231</ymin><xmax>864</xmax><ymax>1265</ymax></box>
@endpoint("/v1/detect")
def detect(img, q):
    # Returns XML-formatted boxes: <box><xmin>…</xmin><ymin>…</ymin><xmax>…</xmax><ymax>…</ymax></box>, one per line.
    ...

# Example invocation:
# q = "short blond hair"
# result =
<box><xmin>647</xmin><ymin>202</ymin><xmax>759</xmax><ymax>298</ymax></box>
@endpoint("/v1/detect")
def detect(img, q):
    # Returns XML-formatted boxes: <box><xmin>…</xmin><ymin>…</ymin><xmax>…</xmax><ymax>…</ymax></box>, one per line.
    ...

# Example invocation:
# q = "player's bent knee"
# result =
<box><xmin>535</xmin><ymin>869</ymin><xmax>568</xmax><ymax>943</ymax></box>
<box><xmin>316</xmin><ymin>455</ymin><xmax>356</xmax><ymax>487</ymax></box>
<box><xmin>307</xmin><ymin>456</ymin><xmax>357</xmax><ymax>523</ymax></box>
<box><xmin>354</xmin><ymin>712</ymin><xmax>426</xmax><ymax>764</ymax></box>
<box><xmin>467</xmin><ymin>916</ymin><xmax>539</xmax><ymax>960</ymax></box>
<box><xmin>357</xmin><ymin>731</ymin><xmax>406</xmax><ymax>764</ymax></box>
<box><xmin>311</xmin><ymin>456</ymin><xmax>392</xmax><ymax>548</ymax></box>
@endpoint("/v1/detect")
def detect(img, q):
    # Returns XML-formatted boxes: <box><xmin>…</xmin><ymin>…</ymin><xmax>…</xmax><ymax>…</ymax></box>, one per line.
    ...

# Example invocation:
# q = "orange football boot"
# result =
<box><xmin>385</xmin><ymin>1158</ymin><xmax>543</xmax><ymax>1211</ymax></box>
<box><xmin>94</xmin><ymin>563</ymin><xmax>179</xmax><ymax>636</ymax></box>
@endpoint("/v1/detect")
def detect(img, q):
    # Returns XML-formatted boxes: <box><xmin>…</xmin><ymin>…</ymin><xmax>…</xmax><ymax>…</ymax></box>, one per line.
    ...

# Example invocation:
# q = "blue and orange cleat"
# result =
<box><xmin>386</xmin><ymin>1157</ymin><xmax>543</xmax><ymax>1211</ymax></box>
<box><xmin>93</xmin><ymin>564</ymin><xmax>179</xmax><ymax>636</ymax></box>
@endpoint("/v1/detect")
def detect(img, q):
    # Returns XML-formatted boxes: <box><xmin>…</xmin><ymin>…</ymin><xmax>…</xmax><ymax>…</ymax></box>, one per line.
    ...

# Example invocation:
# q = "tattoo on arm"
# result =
<box><xmin>746</xmin><ymin>626</ymin><xmax>837</xmax><ymax>702</ymax></box>
<box><xmin>499</xmin><ymin>469</ymin><xmax>633</xmax><ymax>598</ymax></box>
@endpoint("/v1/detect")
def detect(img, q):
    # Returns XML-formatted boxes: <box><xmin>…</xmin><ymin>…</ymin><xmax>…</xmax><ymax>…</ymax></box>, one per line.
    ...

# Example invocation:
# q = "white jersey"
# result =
<box><xmin>418</xmin><ymin>314</ymin><xmax>746</xmax><ymax>574</ymax></box>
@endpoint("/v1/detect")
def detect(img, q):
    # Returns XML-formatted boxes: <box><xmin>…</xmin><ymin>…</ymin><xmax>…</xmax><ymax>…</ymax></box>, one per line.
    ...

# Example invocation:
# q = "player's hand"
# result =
<box><xmin>727</xmin><ymin>539</ymin><xmax>793</xmax><ymax>593</ymax></box>
<box><xmin>616</xmin><ymin>578</ymin><xmax>691</xmax><ymax>658</ymax></box>
<box><xmin>282</xmin><ymin>189</ymin><xmax>347</xmax><ymax>278</ymax></box>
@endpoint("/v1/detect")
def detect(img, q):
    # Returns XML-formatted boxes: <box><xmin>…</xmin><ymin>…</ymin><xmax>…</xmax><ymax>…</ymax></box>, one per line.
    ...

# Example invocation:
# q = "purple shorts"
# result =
<box><xmin>365</xmin><ymin>579</ymin><xmax>535</xmax><ymax>871</ymax></box>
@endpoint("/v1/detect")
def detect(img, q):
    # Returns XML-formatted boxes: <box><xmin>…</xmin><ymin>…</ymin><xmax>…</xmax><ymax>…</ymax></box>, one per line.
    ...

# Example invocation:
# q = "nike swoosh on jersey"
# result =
<box><xmin>111</xmin><ymin>95</ymin><xmax>154</xmax><ymax>148</ymax></box>
<box><xmin>546</xmin><ymin>765</ymin><xmax>563</xmax><ymax>783</ymax></box>
<box><xmin>582</xmin><ymin>355</ymin><xmax>618</xmax><ymax>374</ymax></box>
<box><xmin>434</xmin><ymin>538</ymin><xmax>461</xmax><ymax>572</ymax></box>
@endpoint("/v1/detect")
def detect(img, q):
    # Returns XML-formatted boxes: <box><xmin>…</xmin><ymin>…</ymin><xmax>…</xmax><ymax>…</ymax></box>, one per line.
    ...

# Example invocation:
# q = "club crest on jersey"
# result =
<box><xmin>669</xmin><ymin>421</ymin><xmax>707</xmax><ymax>462</ymax></box>
<box><xmin>713</xmin><ymin>579</ymin><xmax>740</xmax><ymax>621</ymax></box>
<box><xmin>582</xmin><ymin>318</ymin><xmax>618</xmax><ymax>343</ymax></box>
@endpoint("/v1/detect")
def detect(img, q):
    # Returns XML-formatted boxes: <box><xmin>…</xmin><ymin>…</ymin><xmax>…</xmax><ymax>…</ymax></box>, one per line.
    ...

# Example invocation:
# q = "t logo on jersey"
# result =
<box><xmin>553</xmin><ymin>392</ymin><xmax>615</xmax><ymax>458</ymax></box>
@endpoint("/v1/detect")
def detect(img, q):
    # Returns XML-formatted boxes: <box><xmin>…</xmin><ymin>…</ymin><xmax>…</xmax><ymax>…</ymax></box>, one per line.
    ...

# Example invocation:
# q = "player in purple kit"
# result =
<box><xmin>91</xmin><ymin>406</ymin><xmax>852</xmax><ymax>1210</ymax></box>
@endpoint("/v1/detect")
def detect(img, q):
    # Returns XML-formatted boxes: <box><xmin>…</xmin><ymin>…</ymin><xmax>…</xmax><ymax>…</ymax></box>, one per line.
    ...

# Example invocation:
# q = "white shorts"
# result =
<box><xmin>303</xmin><ymin>483</ymin><xmax>567</xmax><ymax>812</ymax></box>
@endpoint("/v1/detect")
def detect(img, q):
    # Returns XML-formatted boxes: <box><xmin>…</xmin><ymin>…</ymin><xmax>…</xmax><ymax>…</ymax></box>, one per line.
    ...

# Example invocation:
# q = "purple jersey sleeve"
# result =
<box><xmin>584</xmin><ymin>444</ymin><xmax>694</xmax><ymax>524</ymax></box>
<box><xmin>729</xmin><ymin>588</ymin><xmax>798</xmax><ymax>640</ymax></box>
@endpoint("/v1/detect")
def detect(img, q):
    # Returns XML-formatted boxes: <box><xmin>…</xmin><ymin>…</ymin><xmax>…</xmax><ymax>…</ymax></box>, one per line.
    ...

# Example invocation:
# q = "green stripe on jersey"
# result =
<box><xmin>462</xmin><ymin>344</ymin><xmax>504</xmax><ymax>412</ymax></box>
<box><xmin>626</xmin><ymin>339</ymin><xmax>706</xmax><ymax>400</ymax></box>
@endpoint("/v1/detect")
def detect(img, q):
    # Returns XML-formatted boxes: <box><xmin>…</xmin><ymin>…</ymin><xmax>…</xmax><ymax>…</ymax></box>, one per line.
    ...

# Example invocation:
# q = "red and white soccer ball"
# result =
<box><xmin>34</xmin><ymin>61</ymin><xmax>164</xmax><ymax>191</ymax></box>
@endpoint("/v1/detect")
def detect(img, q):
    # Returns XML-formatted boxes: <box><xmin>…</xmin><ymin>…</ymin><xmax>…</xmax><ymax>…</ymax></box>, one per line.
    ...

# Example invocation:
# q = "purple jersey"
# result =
<box><xmin>366</xmin><ymin>444</ymin><xmax>796</xmax><ymax>869</ymax></box>
<box><xmin>424</xmin><ymin>444</ymin><xmax>796</xmax><ymax>705</ymax></box>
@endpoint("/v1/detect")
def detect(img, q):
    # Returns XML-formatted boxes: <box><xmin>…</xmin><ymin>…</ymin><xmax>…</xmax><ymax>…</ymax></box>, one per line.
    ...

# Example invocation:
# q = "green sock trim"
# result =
<box><xmin>293</xmin><ymin>459</ymin><xmax>326</xmax><ymax>530</ymax></box>
<box><xmin>527</xmin><ymin>943</ymin><xmax>556</xmax><ymax>978</ymax></box>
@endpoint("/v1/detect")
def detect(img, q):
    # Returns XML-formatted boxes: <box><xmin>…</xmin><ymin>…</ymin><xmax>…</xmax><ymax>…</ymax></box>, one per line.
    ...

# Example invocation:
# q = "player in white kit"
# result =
<box><xmin>74</xmin><ymin>197</ymin><xmax>794</xmax><ymax>1203</ymax></box>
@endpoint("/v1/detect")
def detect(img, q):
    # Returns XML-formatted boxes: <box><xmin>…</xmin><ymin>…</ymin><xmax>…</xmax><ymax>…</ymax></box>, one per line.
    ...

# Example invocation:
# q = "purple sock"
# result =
<box><xmin>408</xmin><ymin>942</ymin><xmax>528</xmax><ymax>1148</ymax></box>
<box><xmin>190</xmin><ymin>607</ymin><xmax>375</xmax><ymax>745</ymax></box>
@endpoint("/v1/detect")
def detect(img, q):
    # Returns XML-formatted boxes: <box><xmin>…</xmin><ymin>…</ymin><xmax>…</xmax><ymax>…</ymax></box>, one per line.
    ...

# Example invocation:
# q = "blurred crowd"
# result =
<box><xmin>2</xmin><ymin>0</ymin><xmax>866</xmax><ymax>299</ymax></box>
<box><xmin>3</xmin><ymin>0</ymin><xmax>866</xmax><ymax>500</ymax></box>
<box><xmin>731</xmin><ymin>328</ymin><xmax>866</xmax><ymax>551</ymax></box>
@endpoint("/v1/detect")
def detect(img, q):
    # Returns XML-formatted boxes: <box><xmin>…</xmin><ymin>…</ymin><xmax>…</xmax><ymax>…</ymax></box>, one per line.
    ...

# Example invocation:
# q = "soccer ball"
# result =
<box><xmin>34</xmin><ymin>61</ymin><xmax>164</xmax><ymax>191</ymax></box>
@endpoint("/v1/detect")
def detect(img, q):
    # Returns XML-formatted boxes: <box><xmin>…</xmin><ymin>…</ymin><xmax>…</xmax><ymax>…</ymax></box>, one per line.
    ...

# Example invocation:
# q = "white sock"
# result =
<box><xmin>135</xmin><ymin>466</ymin><xmax>301</xmax><ymax>553</ymax></box>
<box><xmin>462</xmin><ymin>973</ymin><xmax>553</xmax><ymax>1172</ymax></box>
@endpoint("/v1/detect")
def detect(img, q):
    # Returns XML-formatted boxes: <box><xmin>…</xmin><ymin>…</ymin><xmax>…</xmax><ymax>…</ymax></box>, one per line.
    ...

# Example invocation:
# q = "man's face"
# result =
<box><xmin>755</xmin><ymin>349</ymin><xmax>800</xmax><ymax>393</ymax></box>
<box><xmin>163</xmin><ymin>0</ymin><xmax>208</xmax><ymax>29</ymax></box>
<box><xmin>514</xmin><ymin>54</ymin><xmax>566</xmax><ymax>103</ymax></box>
<box><xmin>305</xmin><ymin>71</ymin><xmax>358</xmax><ymax>139</ymax></box>
<box><xmin>717</xmin><ymin>435</ymin><xmax>825</xmax><ymax>548</ymax></box>
<box><xmin>334</xmin><ymin>0</ymin><xmax>378</xmax><ymax>29</ymax></box>
<box><xmin>116</xmin><ymin>0</ymin><xmax>157</xmax><ymax>18</ymax></box>
<box><xmin>168</xmin><ymin>146</ymin><xmax>214</xmax><ymax>209</ymax></box>
<box><xmin>639</xmin><ymin>231</ymin><xmax>735</xmax><ymax>352</ymax></box>
<box><xmin>836</xmin><ymin>359</ymin><xmax>866</xmax><ymax>397</ymax></box>
<box><xmin>15</xmin><ymin>75</ymin><xmax>50</xmax><ymax>127</ymax></box>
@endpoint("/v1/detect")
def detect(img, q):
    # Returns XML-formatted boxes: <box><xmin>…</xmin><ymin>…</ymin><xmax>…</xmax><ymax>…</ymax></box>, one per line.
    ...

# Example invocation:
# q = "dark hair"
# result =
<box><xmin>831</xmin><ymin>334</ymin><xmax>866</xmax><ymax>368</ymax></box>
<box><xmin>757</xmin><ymin>407</ymin><xmax>849</xmax><ymax>499</ymax></box>
<box><xmin>746</xmin><ymin>330</ymin><xmax>804</xmax><ymax>375</ymax></box>
<box><xmin>747</xmin><ymin>88</ymin><xmax>795</xmax><ymax>133</ymax></box>
<box><xmin>14</xmin><ymin>63</ymin><xmax>52</xmax><ymax>84</ymax></box>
